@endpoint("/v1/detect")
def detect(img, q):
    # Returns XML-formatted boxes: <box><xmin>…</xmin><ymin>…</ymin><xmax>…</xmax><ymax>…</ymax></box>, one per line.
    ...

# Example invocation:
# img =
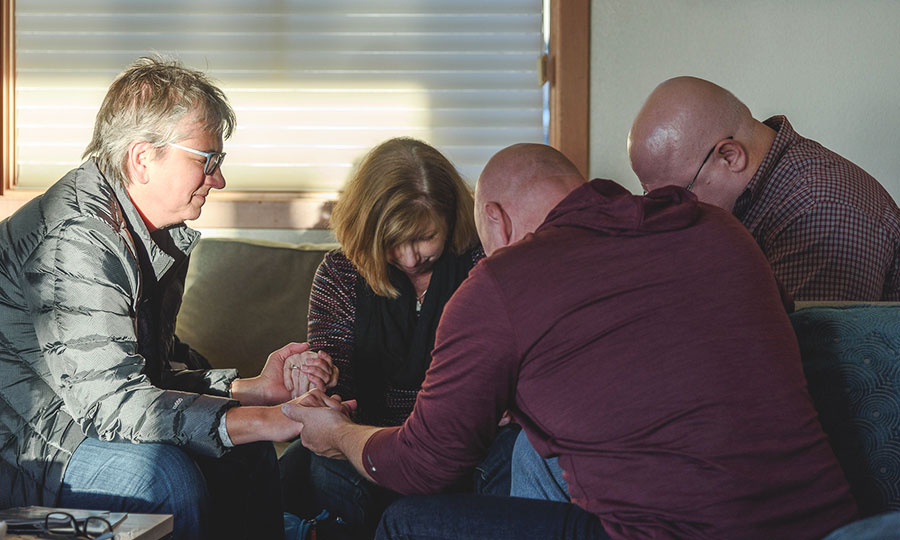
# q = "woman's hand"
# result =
<box><xmin>283</xmin><ymin>350</ymin><xmax>339</xmax><ymax>398</ymax></box>
<box><xmin>231</xmin><ymin>342</ymin><xmax>310</xmax><ymax>406</ymax></box>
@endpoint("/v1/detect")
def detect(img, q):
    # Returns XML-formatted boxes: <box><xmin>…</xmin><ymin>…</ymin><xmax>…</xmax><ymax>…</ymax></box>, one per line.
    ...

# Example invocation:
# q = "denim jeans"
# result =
<box><xmin>310</xmin><ymin>453</ymin><xmax>399</xmax><ymax>538</ymax></box>
<box><xmin>471</xmin><ymin>422</ymin><xmax>521</xmax><ymax>495</ymax></box>
<box><xmin>59</xmin><ymin>437</ymin><xmax>283</xmax><ymax>540</ymax></box>
<box><xmin>822</xmin><ymin>511</ymin><xmax>900</xmax><ymax>540</ymax></box>
<box><xmin>375</xmin><ymin>494</ymin><xmax>610</xmax><ymax>540</ymax></box>
<box><xmin>280</xmin><ymin>423</ymin><xmax>521</xmax><ymax>539</ymax></box>
<box><xmin>510</xmin><ymin>429</ymin><xmax>570</xmax><ymax>502</ymax></box>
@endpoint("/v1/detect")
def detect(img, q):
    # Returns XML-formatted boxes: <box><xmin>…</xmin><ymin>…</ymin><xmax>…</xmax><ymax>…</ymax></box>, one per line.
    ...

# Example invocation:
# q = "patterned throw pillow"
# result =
<box><xmin>790</xmin><ymin>305</ymin><xmax>900</xmax><ymax>517</ymax></box>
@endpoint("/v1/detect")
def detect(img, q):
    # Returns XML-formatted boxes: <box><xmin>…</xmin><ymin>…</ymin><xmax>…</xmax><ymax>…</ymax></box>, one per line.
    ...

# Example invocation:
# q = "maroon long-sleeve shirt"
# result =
<box><xmin>363</xmin><ymin>180</ymin><xmax>857</xmax><ymax>539</ymax></box>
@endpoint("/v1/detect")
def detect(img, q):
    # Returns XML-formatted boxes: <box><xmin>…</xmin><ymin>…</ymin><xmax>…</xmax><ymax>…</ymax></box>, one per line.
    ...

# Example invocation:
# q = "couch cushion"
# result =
<box><xmin>176</xmin><ymin>238</ymin><xmax>337</xmax><ymax>378</ymax></box>
<box><xmin>790</xmin><ymin>304</ymin><xmax>900</xmax><ymax>517</ymax></box>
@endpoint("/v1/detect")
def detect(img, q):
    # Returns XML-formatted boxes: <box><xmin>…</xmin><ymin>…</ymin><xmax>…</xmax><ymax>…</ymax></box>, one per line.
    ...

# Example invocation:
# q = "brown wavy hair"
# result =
<box><xmin>331</xmin><ymin>137</ymin><xmax>478</xmax><ymax>298</ymax></box>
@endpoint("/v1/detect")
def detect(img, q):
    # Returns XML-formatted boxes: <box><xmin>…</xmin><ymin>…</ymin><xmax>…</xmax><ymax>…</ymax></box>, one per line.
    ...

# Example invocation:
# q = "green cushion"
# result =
<box><xmin>176</xmin><ymin>237</ymin><xmax>337</xmax><ymax>378</ymax></box>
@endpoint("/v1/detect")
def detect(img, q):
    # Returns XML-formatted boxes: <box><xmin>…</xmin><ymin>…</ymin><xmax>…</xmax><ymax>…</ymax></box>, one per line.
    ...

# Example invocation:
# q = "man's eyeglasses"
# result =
<box><xmin>44</xmin><ymin>511</ymin><xmax>114</xmax><ymax>539</ymax></box>
<box><xmin>168</xmin><ymin>142</ymin><xmax>226</xmax><ymax>175</ymax></box>
<box><xmin>685</xmin><ymin>136</ymin><xmax>733</xmax><ymax>192</ymax></box>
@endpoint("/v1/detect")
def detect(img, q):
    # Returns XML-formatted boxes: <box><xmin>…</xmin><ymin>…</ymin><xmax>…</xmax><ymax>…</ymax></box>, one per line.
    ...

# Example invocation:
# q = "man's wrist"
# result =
<box><xmin>229</xmin><ymin>377</ymin><xmax>259</xmax><ymax>404</ymax></box>
<box><xmin>226</xmin><ymin>405</ymin><xmax>295</xmax><ymax>445</ymax></box>
<box><xmin>335</xmin><ymin>423</ymin><xmax>383</xmax><ymax>482</ymax></box>
<box><xmin>334</xmin><ymin>419</ymin><xmax>360</xmax><ymax>453</ymax></box>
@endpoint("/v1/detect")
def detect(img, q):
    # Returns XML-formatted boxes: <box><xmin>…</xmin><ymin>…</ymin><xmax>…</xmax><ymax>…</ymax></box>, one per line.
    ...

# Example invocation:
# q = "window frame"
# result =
<box><xmin>0</xmin><ymin>0</ymin><xmax>588</xmax><ymax>228</ymax></box>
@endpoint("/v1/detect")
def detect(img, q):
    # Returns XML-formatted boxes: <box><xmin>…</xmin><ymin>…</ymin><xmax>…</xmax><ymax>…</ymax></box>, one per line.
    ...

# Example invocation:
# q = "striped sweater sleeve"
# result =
<box><xmin>307</xmin><ymin>250</ymin><xmax>359</xmax><ymax>400</ymax></box>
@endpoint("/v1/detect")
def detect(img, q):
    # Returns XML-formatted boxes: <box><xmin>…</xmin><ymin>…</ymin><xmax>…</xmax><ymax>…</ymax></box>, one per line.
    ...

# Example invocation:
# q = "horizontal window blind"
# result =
<box><xmin>15</xmin><ymin>0</ymin><xmax>544</xmax><ymax>191</ymax></box>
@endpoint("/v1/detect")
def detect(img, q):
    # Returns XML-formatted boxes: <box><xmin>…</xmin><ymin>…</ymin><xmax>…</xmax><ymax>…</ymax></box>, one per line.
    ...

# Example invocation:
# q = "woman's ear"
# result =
<box><xmin>126</xmin><ymin>141</ymin><xmax>155</xmax><ymax>184</ymax></box>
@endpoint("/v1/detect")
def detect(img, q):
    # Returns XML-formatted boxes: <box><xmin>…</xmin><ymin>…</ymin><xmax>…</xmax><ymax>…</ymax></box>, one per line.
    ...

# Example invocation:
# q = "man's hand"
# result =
<box><xmin>293</xmin><ymin>388</ymin><xmax>358</xmax><ymax>413</ymax></box>
<box><xmin>231</xmin><ymin>342</ymin><xmax>310</xmax><ymax>406</ymax></box>
<box><xmin>282</xmin><ymin>389</ymin><xmax>356</xmax><ymax>458</ymax></box>
<box><xmin>283</xmin><ymin>350</ymin><xmax>339</xmax><ymax>398</ymax></box>
<box><xmin>282</xmin><ymin>389</ymin><xmax>380</xmax><ymax>482</ymax></box>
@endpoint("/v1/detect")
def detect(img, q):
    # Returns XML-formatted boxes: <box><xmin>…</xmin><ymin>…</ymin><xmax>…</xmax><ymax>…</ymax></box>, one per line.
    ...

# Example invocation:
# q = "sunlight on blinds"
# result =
<box><xmin>15</xmin><ymin>0</ymin><xmax>544</xmax><ymax>191</ymax></box>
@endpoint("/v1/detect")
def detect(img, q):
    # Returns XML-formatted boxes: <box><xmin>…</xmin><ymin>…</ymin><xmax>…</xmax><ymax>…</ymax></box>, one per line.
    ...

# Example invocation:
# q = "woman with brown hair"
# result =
<box><xmin>279</xmin><ymin>137</ymin><xmax>518</xmax><ymax>538</ymax></box>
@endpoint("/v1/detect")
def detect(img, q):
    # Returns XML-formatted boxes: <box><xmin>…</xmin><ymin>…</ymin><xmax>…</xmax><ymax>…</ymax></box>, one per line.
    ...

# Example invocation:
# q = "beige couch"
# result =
<box><xmin>176</xmin><ymin>237</ymin><xmax>337</xmax><ymax>378</ymax></box>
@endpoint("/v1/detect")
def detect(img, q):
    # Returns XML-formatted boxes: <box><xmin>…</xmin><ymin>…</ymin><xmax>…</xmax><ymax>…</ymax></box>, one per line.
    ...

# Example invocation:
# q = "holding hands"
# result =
<box><xmin>282</xmin><ymin>389</ymin><xmax>358</xmax><ymax>459</ymax></box>
<box><xmin>230</xmin><ymin>342</ymin><xmax>338</xmax><ymax>406</ymax></box>
<box><xmin>224</xmin><ymin>343</ymin><xmax>340</xmax><ymax>445</ymax></box>
<box><xmin>230</xmin><ymin>341</ymin><xmax>309</xmax><ymax>405</ymax></box>
<box><xmin>283</xmin><ymin>349</ymin><xmax>339</xmax><ymax>398</ymax></box>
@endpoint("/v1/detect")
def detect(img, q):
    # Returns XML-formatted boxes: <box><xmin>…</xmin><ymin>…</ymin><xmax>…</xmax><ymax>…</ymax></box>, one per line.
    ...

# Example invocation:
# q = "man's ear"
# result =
<box><xmin>718</xmin><ymin>138</ymin><xmax>748</xmax><ymax>173</ymax></box>
<box><xmin>126</xmin><ymin>141</ymin><xmax>155</xmax><ymax>185</ymax></box>
<box><xmin>484</xmin><ymin>201</ymin><xmax>512</xmax><ymax>248</ymax></box>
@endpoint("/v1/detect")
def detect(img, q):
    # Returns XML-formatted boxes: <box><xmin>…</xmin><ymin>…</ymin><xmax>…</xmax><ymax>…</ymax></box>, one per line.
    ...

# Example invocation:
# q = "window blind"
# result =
<box><xmin>15</xmin><ymin>0</ymin><xmax>544</xmax><ymax>191</ymax></box>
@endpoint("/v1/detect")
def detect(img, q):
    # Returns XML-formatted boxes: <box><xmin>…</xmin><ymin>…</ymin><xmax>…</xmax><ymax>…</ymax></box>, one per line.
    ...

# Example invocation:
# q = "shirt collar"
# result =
<box><xmin>733</xmin><ymin>115</ymin><xmax>797</xmax><ymax>219</ymax></box>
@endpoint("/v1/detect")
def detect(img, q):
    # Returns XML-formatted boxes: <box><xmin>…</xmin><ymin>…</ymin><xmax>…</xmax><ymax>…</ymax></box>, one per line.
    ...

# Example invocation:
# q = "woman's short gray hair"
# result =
<box><xmin>83</xmin><ymin>55</ymin><xmax>236</xmax><ymax>187</ymax></box>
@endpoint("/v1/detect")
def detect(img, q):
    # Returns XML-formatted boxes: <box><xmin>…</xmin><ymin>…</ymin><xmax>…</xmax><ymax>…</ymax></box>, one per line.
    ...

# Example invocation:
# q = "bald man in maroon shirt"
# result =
<box><xmin>284</xmin><ymin>143</ymin><xmax>857</xmax><ymax>540</ymax></box>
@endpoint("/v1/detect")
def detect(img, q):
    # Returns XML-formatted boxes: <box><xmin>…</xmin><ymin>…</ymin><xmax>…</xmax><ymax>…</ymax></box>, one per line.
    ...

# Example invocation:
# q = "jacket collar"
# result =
<box><xmin>96</xmin><ymin>161</ymin><xmax>201</xmax><ymax>280</ymax></box>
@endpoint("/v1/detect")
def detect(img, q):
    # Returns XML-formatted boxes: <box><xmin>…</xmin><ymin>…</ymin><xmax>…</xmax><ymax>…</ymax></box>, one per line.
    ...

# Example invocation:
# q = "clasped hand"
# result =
<box><xmin>231</xmin><ymin>342</ymin><xmax>338</xmax><ymax>406</ymax></box>
<box><xmin>282</xmin><ymin>349</ymin><xmax>339</xmax><ymax>398</ymax></box>
<box><xmin>282</xmin><ymin>388</ymin><xmax>357</xmax><ymax>459</ymax></box>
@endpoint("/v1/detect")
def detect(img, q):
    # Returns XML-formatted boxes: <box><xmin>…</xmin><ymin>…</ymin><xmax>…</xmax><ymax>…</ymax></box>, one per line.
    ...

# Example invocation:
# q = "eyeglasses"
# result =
<box><xmin>44</xmin><ymin>511</ymin><xmax>114</xmax><ymax>539</ymax></box>
<box><xmin>168</xmin><ymin>142</ymin><xmax>226</xmax><ymax>175</ymax></box>
<box><xmin>685</xmin><ymin>136</ymin><xmax>733</xmax><ymax>192</ymax></box>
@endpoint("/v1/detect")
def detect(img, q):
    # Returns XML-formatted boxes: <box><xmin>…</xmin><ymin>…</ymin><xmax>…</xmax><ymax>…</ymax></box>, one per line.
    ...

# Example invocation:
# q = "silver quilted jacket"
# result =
<box><xmin>0</xmin><ymin>161</ymin><xmax>239</xmax><ymax>506</ymax></box>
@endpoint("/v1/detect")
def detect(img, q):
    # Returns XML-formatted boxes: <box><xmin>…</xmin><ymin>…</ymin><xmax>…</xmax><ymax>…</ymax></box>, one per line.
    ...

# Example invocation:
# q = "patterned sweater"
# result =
<box><xmin>307</xmin><ymin>249</ymin><xmax>482</xmax><ymax>426</ymax></box>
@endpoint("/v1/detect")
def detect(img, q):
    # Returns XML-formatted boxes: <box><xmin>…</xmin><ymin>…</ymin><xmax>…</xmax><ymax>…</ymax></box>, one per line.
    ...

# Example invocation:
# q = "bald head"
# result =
<box><xmin>628</xmin><ymin>77</ymin><xmax>773</xmax><ymax>210</ymax></box>
<box><xmin>475</xmin><ymin>143</ymin><xmax>585</xmax><ymax>255</ymax></box>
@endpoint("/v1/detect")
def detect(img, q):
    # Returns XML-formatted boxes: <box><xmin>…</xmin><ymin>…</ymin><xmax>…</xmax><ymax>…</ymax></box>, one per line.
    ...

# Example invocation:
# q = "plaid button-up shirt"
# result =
<box><xmin>733</xmin><ymin>116</ymin><xmax>900</xmax><ymax>301</ymax></box>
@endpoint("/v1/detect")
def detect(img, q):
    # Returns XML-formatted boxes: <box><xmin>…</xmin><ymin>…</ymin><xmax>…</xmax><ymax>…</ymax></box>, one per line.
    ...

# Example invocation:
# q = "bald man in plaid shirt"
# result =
<box><xmin>628</xmin><ymin>76</ymin><xmax>900</xmax><ymax>301</ymax></box>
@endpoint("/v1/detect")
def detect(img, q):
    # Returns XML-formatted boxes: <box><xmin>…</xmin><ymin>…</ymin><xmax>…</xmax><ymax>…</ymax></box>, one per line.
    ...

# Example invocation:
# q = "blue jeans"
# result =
<box><xmin>510</xmin><ymin>429</ymin><xmax>570</xmax><ymax>502</ymax></box>
<box><xmin>280</xmin><ymin>423</ymin><xmax>521</xmax><ymax>539</ymax></box>
<box><xmin>375</xmin><ymin>494</ymin><xmax>610</xmax><ymax>540</ymax></box>
<box><xmin>59</xmin><ymin>437</ymin><xmax>282</xmax><ymax>540</ymax></box>
<box><xmin>822</xmin><ymin>511</ymin><xmax>900</xmax><ymax>540</ymax></box>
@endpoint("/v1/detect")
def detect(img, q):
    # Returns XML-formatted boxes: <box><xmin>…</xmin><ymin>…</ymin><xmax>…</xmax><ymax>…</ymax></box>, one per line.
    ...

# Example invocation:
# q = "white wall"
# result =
<box><xmin>590</xmin><ymin>0</ymin><xmax>900</xmax><ymax>202</ymax></box>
